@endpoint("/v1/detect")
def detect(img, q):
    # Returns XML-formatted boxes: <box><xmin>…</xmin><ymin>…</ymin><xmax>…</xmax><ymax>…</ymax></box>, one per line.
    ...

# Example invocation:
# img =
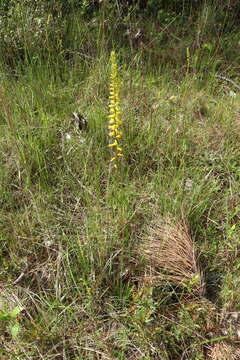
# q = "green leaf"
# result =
<box><xmin>9</xmin><ymin>306</ymin><xmax>23</xmax><ymax>319</ymax></box>
<box><xmin>10</xmin><ymin>322</ymin><xmax>20</xmax><ymax>339</ymax></box>
<box><xmin>202</xmin><ymin>42</ymin><xmax>213</xmax><ymax>52</ymax></box>
<box><xmin>0</xmin><ymin>311</ymin><xmax>11</xmax><ymax>321</ymax></box>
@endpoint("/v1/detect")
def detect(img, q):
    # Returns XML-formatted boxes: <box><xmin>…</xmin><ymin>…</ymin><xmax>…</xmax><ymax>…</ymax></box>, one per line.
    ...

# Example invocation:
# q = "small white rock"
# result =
<box><xmin>229</xmin><ymin>90</ymin><xmax>236</xmax><ymax>98</ymax></box>
<box><xmin>78</xmin><ymin>136</ymin><xmax>86</xmax><ymax>143</ymax></box>
<box><xmin>45</xmin><ymin>239</ymin><xmax>53</xmax><ymax>247</ymax></box>
<box><xmin>185</xmin><ymin>178</ymin><xmax>193</xmax><ymax>191</ymax></box>
<box><xmin>65</xmin><ymin>133</ymin><xmax>71</xmax><ymax>141</ymax></box>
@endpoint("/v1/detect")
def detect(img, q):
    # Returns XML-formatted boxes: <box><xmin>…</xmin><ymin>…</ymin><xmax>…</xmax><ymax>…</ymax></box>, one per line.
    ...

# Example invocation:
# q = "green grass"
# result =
<box><xmin>1</xmin><ymin>6</ymin><xmax>240</xmax><ymax>359</ymax></box>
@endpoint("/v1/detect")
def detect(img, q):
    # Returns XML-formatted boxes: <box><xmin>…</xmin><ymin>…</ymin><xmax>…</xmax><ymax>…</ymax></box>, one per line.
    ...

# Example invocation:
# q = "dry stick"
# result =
<box><xmin>12</xmin><ymin>263</ymin><xmax>28</xmax><ymax>285</ymax></box>
<box><xmin>211</xmin><ymin>73</ymin><xmax>240</xmax><ymax>91</ymax></box>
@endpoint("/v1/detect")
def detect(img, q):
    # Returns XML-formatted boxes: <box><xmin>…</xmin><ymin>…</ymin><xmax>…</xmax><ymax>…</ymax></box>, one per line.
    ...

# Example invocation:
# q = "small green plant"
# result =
<box><xmin>187</xmin><ymin>42</ymin><xmax>222</xmax><ymax>73</ymax></box>
<box><xmin>108</xmin><ymin>51</ymin><xmax>123</xmax><ymax>169</ymax></box>
<box><xmin>0</xmin><ymin>304</ymin><xmax>23</xmax><ymax>339</ymax></box>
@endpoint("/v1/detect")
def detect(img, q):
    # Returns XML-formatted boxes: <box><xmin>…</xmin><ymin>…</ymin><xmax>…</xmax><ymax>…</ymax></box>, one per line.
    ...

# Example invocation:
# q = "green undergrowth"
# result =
<box><xmin>1</xmin><ymin>4</ymin><xmax>240</xmax><ymax>359</ymax></box>
<box><xmin>0</xmin><ymin>54</ymin><xmax>240</xmax><ymax>358</ymax></box>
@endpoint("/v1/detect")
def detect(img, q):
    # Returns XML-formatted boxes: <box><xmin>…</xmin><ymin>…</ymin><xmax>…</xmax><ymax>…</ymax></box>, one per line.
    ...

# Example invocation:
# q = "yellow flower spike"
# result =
<box><xmin>108</xmin><ymin>140</ymin><xmax>118</xmax><ymax>147</ymax></box>
<box><xmin>107</xmin><ymin>50</ymin><xmax>124</xmax><ymax>169</ymax></box>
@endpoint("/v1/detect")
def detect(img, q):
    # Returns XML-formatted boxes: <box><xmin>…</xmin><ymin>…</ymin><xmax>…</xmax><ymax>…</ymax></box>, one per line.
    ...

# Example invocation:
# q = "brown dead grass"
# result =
<box><xmin>234</xmin><ymin>110</ymin><xmax>240</xmax><ymax>139</ymax></box>
<box><xmin>140</xmin><ymin>216</ymin><xmax>205</xmax><ymax>296</ymax></box>
<box><xmin>209</xmin><ymin>341</ymin><xmax>240</xmax><ymax>360</ymax></box>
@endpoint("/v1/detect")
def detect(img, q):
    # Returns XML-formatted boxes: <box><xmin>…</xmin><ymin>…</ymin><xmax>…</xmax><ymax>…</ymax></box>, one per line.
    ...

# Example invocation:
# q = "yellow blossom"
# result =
<box><xmin>107</xmin><ymin>51</ymin><xmax>124</xmax><ymax>167</ymax></box>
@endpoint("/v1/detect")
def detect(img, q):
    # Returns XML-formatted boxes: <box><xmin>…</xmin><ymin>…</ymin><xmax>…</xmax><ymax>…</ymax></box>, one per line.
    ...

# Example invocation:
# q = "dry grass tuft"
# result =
<box><xmin>209</xmin><ymin>341</ymin><xmax>240</xmax><ymax>360</ymax></box>
<box><xmin>140</xmin><ymin>216</ymin><xmax>205</xmax><ymax>296</ymax></box>
<box><xmin>234</xmin><ymin>110</ymin><xmax>240</xmax><ymax>138</ymax></box>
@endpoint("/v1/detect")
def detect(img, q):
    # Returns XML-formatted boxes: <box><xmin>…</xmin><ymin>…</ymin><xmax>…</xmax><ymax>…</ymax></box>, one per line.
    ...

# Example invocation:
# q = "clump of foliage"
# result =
<box><xmin>0</xmin><ymin>0</ymin><xmax>63</xmax><ymax>66</ymax></box>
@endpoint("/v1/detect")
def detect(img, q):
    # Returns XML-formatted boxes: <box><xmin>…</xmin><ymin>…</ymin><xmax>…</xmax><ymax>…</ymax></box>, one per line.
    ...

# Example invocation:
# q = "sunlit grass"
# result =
<box><xmin>0</xmin><ymin>14</ymin><xmax>240</xmax><ymax>359</ymax></box>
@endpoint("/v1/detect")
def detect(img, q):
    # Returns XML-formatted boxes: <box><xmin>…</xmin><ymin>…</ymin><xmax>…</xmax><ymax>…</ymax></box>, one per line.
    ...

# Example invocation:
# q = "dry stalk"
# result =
<box><xmin>141</xmin><ymin>216</ymin><xmax>205</xmax><ymax>296</ymax></box>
